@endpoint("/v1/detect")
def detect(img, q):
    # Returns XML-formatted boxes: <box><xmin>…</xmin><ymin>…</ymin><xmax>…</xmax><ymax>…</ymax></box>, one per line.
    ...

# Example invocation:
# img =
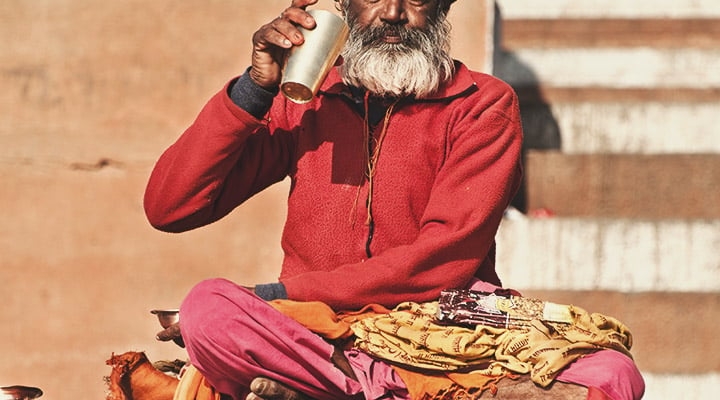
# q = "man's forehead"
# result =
<box><xmin>338</xmin><ymin>0</ymin><xmax>458</xmax><ymax>6</ymax></box>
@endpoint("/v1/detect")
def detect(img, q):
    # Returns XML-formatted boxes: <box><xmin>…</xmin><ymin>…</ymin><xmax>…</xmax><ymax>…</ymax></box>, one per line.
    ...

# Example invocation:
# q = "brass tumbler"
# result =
<box><xmin>281</xmin><ymin>9</ymin><xmax>349</xmax><ymax>103</ymax></box>
<box><xmin>0</xmin><ymin>386</ymin><xmax>43</xmax><ymax>399</ymax></box>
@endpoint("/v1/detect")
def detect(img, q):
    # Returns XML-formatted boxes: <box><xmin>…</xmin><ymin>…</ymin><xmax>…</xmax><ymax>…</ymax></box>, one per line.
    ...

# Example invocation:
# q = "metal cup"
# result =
<box><xmin>281</xmin><ymin>9</ymin><xmax>349</xmax><ymax>104</ymax></box>
<box><xmin>150</xmin><ymin>308</ymin><xmax>180</xmax><ymax>329</ymax></box>
<box><xmin>0</xmin><ymin>386</ymin><xmax>43</xmax><ymax>400</ymax></box>
<box><xmin>151</xmin><ymin>308</ymin><xmax>184</xmax><ymax>347</ymax></box>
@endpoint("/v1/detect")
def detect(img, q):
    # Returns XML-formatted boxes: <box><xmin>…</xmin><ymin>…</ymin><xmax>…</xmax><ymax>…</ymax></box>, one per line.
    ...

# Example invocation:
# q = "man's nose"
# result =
<box><xmin>380</xmin><ymin>0</ymin><xmax>407</xmax><ymax>25</ymax></box>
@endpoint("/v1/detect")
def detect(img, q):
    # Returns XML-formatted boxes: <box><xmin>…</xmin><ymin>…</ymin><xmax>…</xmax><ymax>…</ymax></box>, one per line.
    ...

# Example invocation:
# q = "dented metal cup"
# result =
<box><xmin>150</xmin><ymin>308</ymin><xmax>180</xmax><ymax>329</ymax></box>
<box><xmin>281</xmin><ymin>9</ymin><xmax>349</xmax><ymax>103</ymax></box>
<box><xmin>0</xmin><ymin>386</ymin><xmax>43</xmax><ymax>400</ymax></box>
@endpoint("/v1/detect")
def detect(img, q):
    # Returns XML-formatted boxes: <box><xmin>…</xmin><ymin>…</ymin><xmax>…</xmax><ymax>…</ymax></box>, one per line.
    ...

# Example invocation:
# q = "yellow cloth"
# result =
<box><xmin>173</xmin><ymin>365</ymin><xmax>222</xmax><ymax>400</ymax></box>
<box><xmin>351</xmin><ymin>301</ymin><xmax>633</xmax><ymax>387</ymax></box>
<box><xmin>392</xmin><ymin>366</ymin><xmax>516</xmax><ymax>400</ymax></box>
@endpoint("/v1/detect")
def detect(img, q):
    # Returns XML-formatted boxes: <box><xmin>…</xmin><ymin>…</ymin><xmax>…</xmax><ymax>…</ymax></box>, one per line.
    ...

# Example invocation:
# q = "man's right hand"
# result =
<box><xmin>249</xmin><ymin>0</ymin><xmax>319</xmax><ymax>89</ymax></box>
<box><xmin>156</xmin><ymin>322</ymin><xmax>185</xmax><ymax>348</ymax></box>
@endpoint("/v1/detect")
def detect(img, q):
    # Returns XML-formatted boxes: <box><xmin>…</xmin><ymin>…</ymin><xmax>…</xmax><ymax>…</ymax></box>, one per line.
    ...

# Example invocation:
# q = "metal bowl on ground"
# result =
<box><xmin>0</xmin><ymin>386</ymin><xmax>43</xmax><ymax>399</ymax></box>
<box><xmin>150</xmin><ymin>309</ymin><xmax>180</xmax><ymax>328</ymax></box>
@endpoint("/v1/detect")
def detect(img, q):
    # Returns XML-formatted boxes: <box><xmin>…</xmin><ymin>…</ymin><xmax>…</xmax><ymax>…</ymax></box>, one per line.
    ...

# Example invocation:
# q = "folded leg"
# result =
<box><xmin>180</xmin><ymin>278</ymin><xmax>363</xmax><ymax>400</ymax></box>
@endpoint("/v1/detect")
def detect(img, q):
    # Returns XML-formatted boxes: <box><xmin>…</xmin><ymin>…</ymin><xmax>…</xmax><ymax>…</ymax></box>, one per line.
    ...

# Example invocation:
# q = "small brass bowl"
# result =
<box><xmin>150</xmin><ymin>309</ymin><xmax>180</xmax><ymax>328</ymax></box>
<box><xmin>0</xmin><ymin>386</ymin><xmax>43</xmax><ymax>399</ymax></box>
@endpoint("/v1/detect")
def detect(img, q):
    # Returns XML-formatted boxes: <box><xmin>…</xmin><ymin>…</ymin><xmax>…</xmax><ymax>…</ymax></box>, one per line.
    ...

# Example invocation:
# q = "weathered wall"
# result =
<box><xmin>0</xmin><ymin>1</ymin><xmax>491</xmax><ymax>399</ymax></box>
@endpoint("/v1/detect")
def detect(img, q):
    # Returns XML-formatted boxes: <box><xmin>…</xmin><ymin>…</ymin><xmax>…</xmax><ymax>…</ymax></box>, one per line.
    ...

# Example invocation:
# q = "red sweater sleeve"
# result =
<box><xmin>280</xmin><ymin>82</ymin><xmax>523</xmax><ymax>310</ymax></box>
<box><xmin>143</xmin><ymin>82</ymin><xmax>293</xmax><ymax>232</ymax></box>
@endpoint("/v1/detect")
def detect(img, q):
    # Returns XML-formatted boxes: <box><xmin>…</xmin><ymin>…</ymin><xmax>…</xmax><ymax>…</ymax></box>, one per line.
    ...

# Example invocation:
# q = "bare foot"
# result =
<box><xmin>245</xmin><ymin>346</ymin><xmax>357</xmax><ymax>400</ymax></box>
<box><xmin>246</xmin><ymin>377</ymin><xmax>311</xmax><ymax>400</ymax></box>
<box><xmin>331</xmin><ymin>347</ymin><xmax>358</xmax><ymax>381</ymax></box>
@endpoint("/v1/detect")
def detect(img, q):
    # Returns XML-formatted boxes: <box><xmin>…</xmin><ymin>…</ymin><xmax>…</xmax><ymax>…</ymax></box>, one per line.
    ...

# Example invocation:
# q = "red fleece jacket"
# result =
<box><xmin>144</xmin><ymin>62</ymin><xmax>523</xmax><ymax>310</ymax></box>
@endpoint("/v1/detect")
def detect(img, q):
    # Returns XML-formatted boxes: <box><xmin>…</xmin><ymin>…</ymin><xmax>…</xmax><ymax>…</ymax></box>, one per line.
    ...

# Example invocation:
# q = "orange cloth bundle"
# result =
<box><xmin>268</xmin><ymin>299</ymin><xmax>391</xmax><ymax>339</ymax></box>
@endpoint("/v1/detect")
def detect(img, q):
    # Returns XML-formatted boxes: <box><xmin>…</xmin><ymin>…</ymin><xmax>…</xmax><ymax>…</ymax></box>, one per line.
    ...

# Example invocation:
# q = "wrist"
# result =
<box><xmin>254</xmin><ymin>282</ymin><xmax>288</xmax><ymax>301</ymax></box>
<box><xmin>249</xmin><ymin>67</ymin><xmax>280</xmax><ymax>91</ymax></box>
<box><xmin>229</xmin><ymin>68</ymin><xmax>278</xmax><ymax>118</ymax></box>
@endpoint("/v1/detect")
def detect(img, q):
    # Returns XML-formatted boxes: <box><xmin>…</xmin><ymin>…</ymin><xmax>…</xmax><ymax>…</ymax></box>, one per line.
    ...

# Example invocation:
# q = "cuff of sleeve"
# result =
<box><xmin>228</xmin><ymin>68</ymin><xmax>278</xmax><ymax>119</ymax></box>
<box><xmin>254</xmin><ymin>282</ymin><xmax>288</xmax><ymax>301</ymax></box>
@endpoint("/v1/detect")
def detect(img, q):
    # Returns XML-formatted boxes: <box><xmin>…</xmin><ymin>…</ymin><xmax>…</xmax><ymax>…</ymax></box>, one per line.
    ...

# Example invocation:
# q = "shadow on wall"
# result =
<box><xmin>491</xmin><ymin>5</ymin><xmax>561</xmax><ymax>213</ymax></box>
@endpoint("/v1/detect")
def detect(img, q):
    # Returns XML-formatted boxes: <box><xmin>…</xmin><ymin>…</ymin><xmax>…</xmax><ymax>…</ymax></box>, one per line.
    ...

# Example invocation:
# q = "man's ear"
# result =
<box><xmin>439</xmin><ymin>0</ymin><xmax>452</xmax><ymax>14</ymax></box>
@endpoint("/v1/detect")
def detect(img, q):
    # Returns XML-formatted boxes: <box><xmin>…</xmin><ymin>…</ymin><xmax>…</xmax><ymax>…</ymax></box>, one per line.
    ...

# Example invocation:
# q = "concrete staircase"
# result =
<box><xmin>490</xmin><ymin>1</ymin><xmax>720</xmax><ymax>398</ymax></box>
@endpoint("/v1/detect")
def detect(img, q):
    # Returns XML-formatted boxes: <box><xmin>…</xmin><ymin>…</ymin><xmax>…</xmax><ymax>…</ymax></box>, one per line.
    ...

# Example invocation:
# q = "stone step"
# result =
<box><xmin>491</xmin><ymin>6</ymin><xmax>720</xmax><ymax>155</ymax></box>
<box><xmin>501</xmin><ymin>18</ymin><xmax>720</xmax><ymax>49</ymax></box>
<box><xmin>643</xmin><ymin>373</ymin><xmax>720</xmax><ymax>400</ymax></box>
<box><xmin>515</xmin><ymin>86</ymin><xmax>720</xmax><ymax>104</ymax></box>
<box><xmin>495</xmin><ymin>216</ymin><xmax>720</xmax><ymax>292</ymax></box>
<box><xmin>522</xmin><ymin>152</ymin><xmax>720</xmax><ymax>217</ymax></box>
<box><xmin>496</xmin><ymin>0</ymin><xmax>720</xmax><ymax>19</ymax></box>
<box><xmin>495</xmin><ymin>47</ymin><xmax>720</xmax><ymax>89</ymax></box>
<box><xmin>493</xmin><ymin>28</ymin><xmax>720</xmax><ymax>155</ymax></box>
<box><xmin>517</xmin><ymin>99</ymin><xmax>720</xmax><ymax>154</ymax></box>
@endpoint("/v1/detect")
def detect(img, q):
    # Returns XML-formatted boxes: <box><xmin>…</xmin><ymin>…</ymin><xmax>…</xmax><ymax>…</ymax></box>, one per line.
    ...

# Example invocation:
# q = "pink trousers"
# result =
<box><xmin>180</xmin><ymin>278</ymin><xmax>406</xmax><ymax>400</ymax></box>
<box><xmin>180</xmin><ymin>278</ymin><xmax>644</xmax><ymax>400</ymax></box>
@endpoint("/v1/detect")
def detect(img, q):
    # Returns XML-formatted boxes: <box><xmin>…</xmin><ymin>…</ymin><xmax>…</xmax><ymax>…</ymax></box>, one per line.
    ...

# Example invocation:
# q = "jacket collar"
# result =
<box><xmin>319</xmin><ymin>60</ymin><xmax>477</xmax><ymax>101</ymax></box>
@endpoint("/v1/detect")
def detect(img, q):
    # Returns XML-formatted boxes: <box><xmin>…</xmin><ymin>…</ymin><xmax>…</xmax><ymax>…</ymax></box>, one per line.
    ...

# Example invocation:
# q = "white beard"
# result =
<box><xmin>340</xmin><ymin>11</ymin><xmax>454</xmax><ymax>98</ymax></box>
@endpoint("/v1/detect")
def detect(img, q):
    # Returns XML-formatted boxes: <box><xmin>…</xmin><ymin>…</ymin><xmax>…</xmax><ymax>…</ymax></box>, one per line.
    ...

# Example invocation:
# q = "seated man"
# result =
<box><xmin>144</xmin><ymin>0</ymin><xmax>644</xmax><ymax>399</ymax></box>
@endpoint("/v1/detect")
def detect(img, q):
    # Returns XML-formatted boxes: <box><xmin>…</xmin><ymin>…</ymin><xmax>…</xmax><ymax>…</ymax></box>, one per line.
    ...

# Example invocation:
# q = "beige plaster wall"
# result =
<box><xmin>0</xmin><ymin>1</ymin><xmax>490</xmax><ymax>399</ymax></box>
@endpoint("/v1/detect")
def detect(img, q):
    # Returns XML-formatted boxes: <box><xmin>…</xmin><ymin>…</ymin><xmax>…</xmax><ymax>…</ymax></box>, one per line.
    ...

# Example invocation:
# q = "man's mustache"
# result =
<box><xmin>357</xmin><ymin>24</ymin><xmax>424</xmax><ymax>47</ymax></box>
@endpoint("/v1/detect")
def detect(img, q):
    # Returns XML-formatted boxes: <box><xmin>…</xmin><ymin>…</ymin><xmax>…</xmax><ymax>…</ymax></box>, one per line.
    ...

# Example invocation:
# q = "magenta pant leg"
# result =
<box><xmin>556</xmin><ymin>350</ymin><xmax>645</xmax><ymax>400</ymax></box>
<box><xmin>179</xmin><ymin>278</ymin><xmax>362</xmax><ymax>400</ymax></box>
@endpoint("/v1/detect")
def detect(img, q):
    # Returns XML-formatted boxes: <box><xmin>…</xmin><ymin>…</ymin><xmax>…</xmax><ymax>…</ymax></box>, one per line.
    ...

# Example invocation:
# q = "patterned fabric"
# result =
<box><xmin>351</xmin><ymin>301</ymin><xmax>633</xmax><ymax>387</ymax></box>
<box><xmin>391</xmin><ymin>367</ymin><xmax>513</xmax><ymax>400</ymax></box>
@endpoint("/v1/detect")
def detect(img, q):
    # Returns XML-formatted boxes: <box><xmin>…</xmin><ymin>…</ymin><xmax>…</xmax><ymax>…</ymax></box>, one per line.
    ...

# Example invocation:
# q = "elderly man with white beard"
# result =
<box><xmin>144</xmin><ymin>0</ymin><xmax>644</xmax><ymax>399</ymax></box>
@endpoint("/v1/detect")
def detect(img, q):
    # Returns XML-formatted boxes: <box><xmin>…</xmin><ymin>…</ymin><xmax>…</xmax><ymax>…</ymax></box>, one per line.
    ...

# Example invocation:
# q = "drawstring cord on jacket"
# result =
<box><xmin>351</xmin><ymin>92</ymin><xmax>401</xmax><ymax>227</ymax></box>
